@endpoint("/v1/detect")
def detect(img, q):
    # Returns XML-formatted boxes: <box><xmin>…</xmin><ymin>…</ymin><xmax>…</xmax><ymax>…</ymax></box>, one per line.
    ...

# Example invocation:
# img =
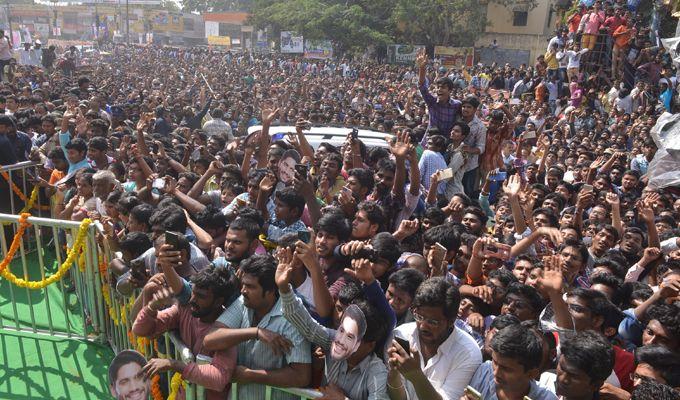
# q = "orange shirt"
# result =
<box><xmin>49</xmin><ymin>169</ymin><xmax>65</xmax><ymax>185</ymax></box>
<box><xmin>613</xmin><ymin>25</ymin><xmax>634</xmax><ymax>48</ymax></box>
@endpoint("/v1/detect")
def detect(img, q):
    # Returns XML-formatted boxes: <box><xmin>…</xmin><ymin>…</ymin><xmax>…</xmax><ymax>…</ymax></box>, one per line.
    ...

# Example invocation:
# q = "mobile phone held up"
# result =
<box><xmin>165</xmin><ymin>231</ymin><xmax>180</xmax><ymax>249</ymax></box>
<box><xmin>294</xmin><ymin>163</ymin><xmax>309</xmax><ymax>178</ymax></box>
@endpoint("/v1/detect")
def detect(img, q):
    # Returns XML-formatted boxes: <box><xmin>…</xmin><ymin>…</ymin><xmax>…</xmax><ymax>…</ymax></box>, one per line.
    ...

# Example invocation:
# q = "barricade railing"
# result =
<box><xmin>0</xmin><ymin>161</ymin><xmax>49</xmax><ymax>217</ymax></box>
<box><xmin>0</xmin><ymin>212</ymin><xmax>105</xmax><ymax>340</ymax></box>
<box><xmin>0</xmin><ymin>160</ymin><xmax>323</xmax><ymax>399</ymax></box>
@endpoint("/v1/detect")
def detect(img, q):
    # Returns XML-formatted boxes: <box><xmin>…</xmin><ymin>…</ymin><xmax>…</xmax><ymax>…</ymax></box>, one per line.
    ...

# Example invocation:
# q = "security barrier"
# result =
<box><xmin>0</xmin><ymin>161</ymin><xmax>49</xmax><ymax>217</ymax></box>
<box><xmin>0</xmin><ymin>160</ymin><xmax>323</xmax><ymax>399</ymax></box>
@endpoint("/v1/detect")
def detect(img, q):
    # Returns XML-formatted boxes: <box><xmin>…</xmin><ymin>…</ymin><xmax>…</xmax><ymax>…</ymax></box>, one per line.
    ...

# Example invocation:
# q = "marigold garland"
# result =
<box><xmin>101</xmin><ymin>284</ymin><xmax>119</xmax><ymax>325</ymax></box>
<box><xmin>0</xmin><ymin>213</ymin><xmax>31</xmax><ymax>274</ymax></box>
<box><xmin>0</xmin><ymin>218</ymin><xmax>92</xmax><ymax>289</ymax></box>
<box><xmin>0</xmin><ymin>170</ymin><xmax>50</xmax><ymax>211</ymax></box>
<box><xmin>167</xmin><ymin>372</ymin><xmax>186</xmax><ymax>400</ymax></box>
<box><xmin>151</xmin><ymin>374</ymin><xmax>163</xmax><ymax>400</ymax></box>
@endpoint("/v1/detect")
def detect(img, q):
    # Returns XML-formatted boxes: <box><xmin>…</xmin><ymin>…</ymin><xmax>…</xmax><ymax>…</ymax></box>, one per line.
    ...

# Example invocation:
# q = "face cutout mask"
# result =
<box><xmin>330</xmin><ymin>304</ymin><xmax>367</xmax><ymax>361</ymax></box>
<box><xmin>277</xmin><ymin>149</ymin><xmax>301</xmax><ymax>184</ymax></box>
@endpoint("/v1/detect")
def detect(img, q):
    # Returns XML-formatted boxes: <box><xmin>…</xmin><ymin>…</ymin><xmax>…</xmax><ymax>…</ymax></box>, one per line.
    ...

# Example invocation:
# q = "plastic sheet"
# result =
<box><xmin>646</xmin><ymin>112</ymin><xmax>680</xmax><ymax>190</ymax></box>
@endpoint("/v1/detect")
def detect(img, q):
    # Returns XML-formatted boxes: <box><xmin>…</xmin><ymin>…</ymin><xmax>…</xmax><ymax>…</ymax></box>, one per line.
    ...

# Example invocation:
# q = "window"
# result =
<box><xmin>513</xmin><ymin>11</ymin><xmax>528</xmax><ymax>26</ymax></box>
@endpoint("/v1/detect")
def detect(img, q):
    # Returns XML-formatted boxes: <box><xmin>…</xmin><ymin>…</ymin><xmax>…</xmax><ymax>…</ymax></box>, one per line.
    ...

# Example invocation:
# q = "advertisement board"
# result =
<box><xmin>304</xmin><ymin>39</ymin><xmax>332</xmax><ymax>59</ymax></box>
<box><xmin>434</xmin><ymin>46</ymin><xmax>474</xmax><ymax>68</ymax></box>
<box><xmin>207</xmin><ymin>35</ymin><xmax>231</xmax><ymax>46</ymax></box>
<box><xmin>387</xmin><ymin>44</ymin><xmax>424</xmax><ymax>64</ymax></box>
<box><xmin>281</xmin><ymin>31</ymin><xmax>303</xmax><ymax>53</ymax></box>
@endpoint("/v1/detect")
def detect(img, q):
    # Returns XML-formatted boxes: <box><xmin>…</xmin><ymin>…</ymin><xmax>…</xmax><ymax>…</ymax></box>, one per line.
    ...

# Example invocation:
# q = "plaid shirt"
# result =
<box><xmin>419</xmin><ymin>81</ymin><xmax>461</xmax><ymax>146</ymax></box>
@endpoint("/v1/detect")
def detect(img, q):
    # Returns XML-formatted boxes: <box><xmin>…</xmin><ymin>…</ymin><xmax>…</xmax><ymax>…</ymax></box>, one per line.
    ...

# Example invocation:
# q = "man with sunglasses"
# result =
<box><xmin>387</xmin><ymin>277</ymin><xmax>482</xmax><ymax>400</ymax></box>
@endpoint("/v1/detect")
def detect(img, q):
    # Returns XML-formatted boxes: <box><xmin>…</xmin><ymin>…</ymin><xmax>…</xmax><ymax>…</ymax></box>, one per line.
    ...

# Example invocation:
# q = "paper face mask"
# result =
<box><xmin>109</xmin><ymin>349</ymin><xmax>150</xmax><ymax>400</ymax></box>
<box><xmin>278</xmin><ymin>149</ymin><xmax>301</xmax><ymax>184</ymax></box>
<box><xmin>330</xmin><ymin>304</ymin><xmax>367</xmax><ymax>360</ymax></box>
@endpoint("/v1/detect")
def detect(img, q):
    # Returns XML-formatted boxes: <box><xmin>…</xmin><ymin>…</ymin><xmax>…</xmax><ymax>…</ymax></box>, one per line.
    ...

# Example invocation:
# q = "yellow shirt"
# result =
<box><xmin>544</xmin><ymin>51</ymin><xmax>558</xmax><ymax>70</ymax></box>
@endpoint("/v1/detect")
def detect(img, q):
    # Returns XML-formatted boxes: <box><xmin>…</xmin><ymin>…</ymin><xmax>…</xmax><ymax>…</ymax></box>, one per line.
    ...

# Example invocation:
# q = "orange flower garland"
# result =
<box><xmin>0</xmin><ymin>213</ymin><xmax>32</xmax><ymax>274</ymax></box>
<box><xmin>0</xmin><ymin>170</ymin><xmax>50</xmax><ymax>211</ymax></box>
<box><xmin>150</xmin><ymin>374</ymin><xmax>163</xmax><ymax>400</ymax></box>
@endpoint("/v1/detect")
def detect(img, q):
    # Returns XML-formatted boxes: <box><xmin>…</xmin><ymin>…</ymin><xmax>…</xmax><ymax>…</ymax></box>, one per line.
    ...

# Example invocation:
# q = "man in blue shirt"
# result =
<box><xmin>466</xmin><ymin>323</ymin><xmax>557</xmax><ymax>400</ymax></box>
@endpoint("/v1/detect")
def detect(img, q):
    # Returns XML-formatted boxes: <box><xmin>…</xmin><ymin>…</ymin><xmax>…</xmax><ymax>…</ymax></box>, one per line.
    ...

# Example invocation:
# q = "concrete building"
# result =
<box><xmin>475</xmin><ymin>0</ymin><xmax>558</xmax><ymax>66</ymax></box>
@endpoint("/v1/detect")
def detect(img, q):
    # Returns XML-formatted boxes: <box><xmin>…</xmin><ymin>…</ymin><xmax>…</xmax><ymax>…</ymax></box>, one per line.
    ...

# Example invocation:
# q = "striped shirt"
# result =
<box><xmin>217</xmin><ymin>296</ymin><xmax>311</xmax><ymax>400</ymax></box>
<box><xmin>280</xmin><ymin>288</ymin><xmax>389</xmax><ymax>400</ymax></box>
<box><xmin>419</xmin><ymin>81</ymin><xmax>461</xmax><ymax>145</ymax></box>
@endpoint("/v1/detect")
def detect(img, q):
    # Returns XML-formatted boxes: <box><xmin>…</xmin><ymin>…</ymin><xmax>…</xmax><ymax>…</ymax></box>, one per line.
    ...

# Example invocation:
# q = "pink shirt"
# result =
<box><xmin>133</xmin><ymin>304</ymin><xmax>237</xmax><ymax>400</ymax></box>
<box><xmin>582</xmin><ymin>11</ymin><xmax>605</xmax><ymax>34</ymax></box>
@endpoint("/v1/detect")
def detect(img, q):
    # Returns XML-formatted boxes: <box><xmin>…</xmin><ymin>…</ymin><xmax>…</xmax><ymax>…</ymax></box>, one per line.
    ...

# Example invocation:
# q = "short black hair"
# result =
<box><xmin>462</xmin><ymin>206</ymin><xmax>488</xmax><ymax>225</ymax></box>
<box><xmin>488</xmin><ymin>268</ymin><xmax>519</xmax><ymax>288</ymax></box>
<box><xmin>65</xmin><ymin>138</ymin><xmax>87</xmax><ymax>153</ymax></box>
<box><xmin>239</xmin><ymin>254</ymin><xmax>278</xmax><ymax>296</ymax></box>
<box><xmin>412</xmin><ymin>277</ymin><xmax>461</xmax><ymax>320</ymax></box>
<box><xmin>88</xmin><ymin>136</ymin><xmax>108</xmax><ymax>151</ymax></box>
<box><xmin>315</xmin><ymin>213</ymin><xmax>351</xmax><ymax>242</ymax></box>
<box><xmin>630</xmin><ymin>379</ymin><xmax>680</xmax><ymax>400</ymax></box>
<box><xmin>275</xmin><ymin>186</ymin><xmax>305</xmax><ymax>218</ymax></box>
<box><xmin>228</xmin><ymin>217</ymin><xmax>261</xmax><ymax>242</ymax></box>
<box><xmin>423</xmin><ymin>207</ymin><xmax>446</xmax><ymax>227</ymax></box>
<box><xmin>490</xmin><ymin>313</ymin><xmax>521</xmax><ymax>330</ymax></box>
<box><xmin>108</xmin><ymin>350</ymin><xmax>146</xmax><ymax>386</ymax></box>
<box><xmin>371</xmin><ymin>232</ymin><xmax>402</xmax><ymax>266</ymax></box>
<box><xmin>129</xmin><ymin>204</ymin><xmax>154</xmax><ymax>229</ymax></box>
<box><xmin>634</xmin><ymin>345</ymin><xmax>680</xmax><ymax>387</ymax></box>
<box><xmin>646</xmin><ymin>303</ymin><xmax>680</xmax><ymax>343</ymax></box>
<box><xmin>119</xmin><ymin>232</ymin><xmax>153</xmax><ymax>259</ymax></box>
<box><xmin>491</xmin><ymin>324</ymin><xmax>544</xmax><ymax>371</ymax></box>
<box><xmin>560</xmin><ymin>331</ymin><xmax>614</xmax><ymax>385</ymax></box>
<box><xmin>149</xmin><ymin>204</ymin><xmax>187</xmax><ymax>233</ymax></box>
<box><xmin>504</xmin><ymin>282</ymin><xmax>545</xmax><ymax>314</ymax></box>
<box><xmin>338</xmin><ymin>280</ymin><xmax>364</xmax><ymax>305</ymax></box>
<box><xmin>348</xmin><ymin>168</ymin><xmax>374</xmax><ymax>193</ymax></box>
<box><xmin>357</xmin><ymin>201</ymin><xmax>386</xmax><ymax>232</ymax></box>
<box><xmin>191</xmin><ymin>265</ymin><xmax>239</xmax><ymax>307</ymax></box>
<box><xmin>388</xmin><ymin>268</ymin><xmax>426</xmax><ymax>298</ymax></box>
<box><xmin>195</xmin><ymin>205</ymin><xmax>228</xmax><ymax>231</ymax></box>
<box><xmin>423</xmin><ymin>223</ymin><xmax>462</xmax><ymax>253</ymax></box>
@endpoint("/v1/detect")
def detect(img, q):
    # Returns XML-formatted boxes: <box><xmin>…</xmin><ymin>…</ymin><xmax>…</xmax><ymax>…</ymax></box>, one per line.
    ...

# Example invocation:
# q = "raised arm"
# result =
<box><xmin>503</xmin><ymin>174</ymin><xmax>528</xmax><ymax>234</ymax></box>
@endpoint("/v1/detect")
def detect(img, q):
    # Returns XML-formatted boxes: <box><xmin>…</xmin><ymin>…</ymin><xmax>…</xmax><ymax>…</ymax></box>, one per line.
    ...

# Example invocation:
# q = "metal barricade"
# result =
<box><xmin>0</xmin><ymin>161</ymin><xmax>49</xmax><ymax>217</ymax></box>
<box><xmin>0</xmin><ymin>213</ymin><xmax>105</xmax><ymax>341</ymax></box>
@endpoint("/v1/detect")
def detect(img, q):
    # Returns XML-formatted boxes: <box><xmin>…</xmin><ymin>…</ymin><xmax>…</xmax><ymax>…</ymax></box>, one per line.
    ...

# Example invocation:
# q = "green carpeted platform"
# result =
<box><xmin>0</xmin><ymin>329</ymin><xmax>113</xmax><ymax>399</ymax></box>
<box><xmin>0</xmin><ymin>247</ymin><xmax>86</xmax><ymax>336</ymax></box>
<box><xmin>0</xmin><ymin>240</ymin><xmax>113</xmax><ymax>398</ymax></box>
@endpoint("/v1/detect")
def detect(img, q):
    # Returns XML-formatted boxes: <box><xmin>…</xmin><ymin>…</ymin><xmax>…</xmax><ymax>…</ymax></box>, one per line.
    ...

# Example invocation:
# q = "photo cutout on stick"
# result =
<box><xmin>109</xmin><ymin>349</ymin><xmax>150</xmax><ymax>400</ymax></box>
<box><xmin>331</xmin><ymin>303</ymin><xmax>367</xmax><ymax>360</ymax></box>
<box><xmin>278</xmin><ymin>149</ymin><xmax>301</xmax><ymax>184</ymax></box>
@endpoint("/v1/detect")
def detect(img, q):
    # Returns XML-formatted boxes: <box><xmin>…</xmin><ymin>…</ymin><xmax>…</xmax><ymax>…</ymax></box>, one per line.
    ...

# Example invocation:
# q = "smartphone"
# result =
<box><xmin>464</xmin><ymin>386</ymin><xmax>482</xmax><ymax>400</ymax></box>
<box><xmin>489</xmin><ymin>171</ymin><xmax>507</xmax><ymax>181</ymax></box>
<box><xmin>438</xmin><ymin>168</ymin><xmax>455</xmax><ymax>180</ymax></box>
<box><xmin>483</xmin><ymin>242</ymin><xmax>511</xmax><ymax>261</ymax></box>
<box><xmin>433</xmin><ymin>242</ymin><xmax>447</xmax><ymax>254</ymax></box>
<box><xmin>129</xmin><ymin>257</ymin><xmax>148</xmax><ymax>282</ymax></box>
<box><xmin>165</xmin><ymin>231</ymin><xmax>180</xmax><ymax>249</ymax></box>
<box><xmin>582</xmin><ymin>184</ymin><xmax>594</xmax><ymax>193</ymax></box>
<box><xmin>351</xmin><ymin>128</ymin><xmax>359</xmax><ymax>140</ymax></box>
<box><xmin>297</xmin><ymin>230</ymin><xmax>311</xmax><ymax>244</ymax></box>
<box><xmin>294</xmin><ymin>163</ymin><xmax>309</xmax><ymax>178</ymax></box>
<box><xmin>393</xmin><ymin>337</ymin><xmax>411</xmax><ymax>354</ymax></box>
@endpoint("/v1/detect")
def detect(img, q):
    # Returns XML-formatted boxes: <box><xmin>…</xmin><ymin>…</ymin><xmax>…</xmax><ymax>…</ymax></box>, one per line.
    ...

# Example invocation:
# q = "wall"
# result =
<box><xmin>475</xmin><ymin>0</ymin><xmax>555</xmax><ymax>64</ymax></box>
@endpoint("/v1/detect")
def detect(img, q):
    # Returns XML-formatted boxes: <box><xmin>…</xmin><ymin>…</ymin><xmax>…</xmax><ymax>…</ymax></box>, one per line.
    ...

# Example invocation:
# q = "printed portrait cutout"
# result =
<box><xmin>277</xmin><ymin>149</ymin><xmax>301</xmax><ymax>184</ymax></box>
<box><xmin>331</xmin><ymin>303</ymin><xmax>367</xmax><ymax>360</ymax></box>
<box><xmin>109</xmin><ymin>349</ymin><xmax>150</xmax><ymax>400</ymax></box>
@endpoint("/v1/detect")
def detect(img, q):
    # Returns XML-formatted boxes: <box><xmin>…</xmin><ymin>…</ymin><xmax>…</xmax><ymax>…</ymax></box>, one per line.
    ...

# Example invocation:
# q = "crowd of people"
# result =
<box><xmin>1</xmin><ymin>1</ymin><xmax>680</xmax><ymax>399</ymax></box>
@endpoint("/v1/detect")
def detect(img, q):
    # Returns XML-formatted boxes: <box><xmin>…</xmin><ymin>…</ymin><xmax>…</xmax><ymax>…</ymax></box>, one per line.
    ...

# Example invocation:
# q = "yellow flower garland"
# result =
<box><xmin>0</xmin><ymin>218</ymin><xmax>92</xmax><ymax>289</ymax></box>
<box><xmin>0</xmin><ymin>171</ymin><xmax>50</xmax><ymax>211</ymax></box>
<box><xmin>167</xmin><ymin>372</ymin><xmax>186</xmax><ymax>400</ymax></box>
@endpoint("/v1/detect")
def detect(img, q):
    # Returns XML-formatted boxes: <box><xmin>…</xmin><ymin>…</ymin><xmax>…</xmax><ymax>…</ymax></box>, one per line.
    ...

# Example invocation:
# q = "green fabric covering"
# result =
<box><xmin>0</xmin><ymin>329</ymin><xmax>113</xmax><ymax>400</ymax></box>
<box><xmin>0</xmin><ymin>247</ymin><xmax>85</xmax><ymax>336</ymax></box>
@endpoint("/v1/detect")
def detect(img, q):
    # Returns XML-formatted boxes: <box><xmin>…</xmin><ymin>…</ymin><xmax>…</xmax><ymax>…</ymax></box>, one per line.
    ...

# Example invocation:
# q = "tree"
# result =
<box><xmin>182</xmin><ymin>0</ymin><xmax>253</xmax><ymax>13</ymax></box>
<box><xmin>390</xmin><ymin>0</ymin><xmax>487</xmax><ymax>47</ymax></box>
<box><xmin>248</xmin><ymin>0</ymin><xmax>391</xmax><ymax>54</ymax></box>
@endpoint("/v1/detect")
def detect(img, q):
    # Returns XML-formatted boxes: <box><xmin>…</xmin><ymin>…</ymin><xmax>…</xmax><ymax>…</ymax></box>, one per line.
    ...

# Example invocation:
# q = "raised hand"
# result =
<box><xmin>605</xmin><ymin>192</ymin><xmax>620</xmax><ymax>208</ymax></box>
<box><xmin>415</xmin><ymin>48</ymin><xmax>428</xmax><ymax>69</ymax></box>
<box><xmin>344</xmin><ymin>258</ymin><xmax>375</xmax><ymax>285</ymax></box>
<box><xmin>274</xmin><ymin>247</ymin><xmax>295</xmax><ymax>290</ymax></box>
<box><xmin>395</xmin><ymin>218</ymin><xmax>420</xmax><ymax>238</ymax></box>
<box><xmin>259</xmin><ymin>173</ymin><xmax>277</xmax><ymax>194</ymax></box>
<box><xmin>148</xmin><ymin>286</ymin><xmax>174</xmax><ymax>311</ymax></box>
<box><xmin>502</xmin><ymin>174</ymin><xmax>522</xmax><ymax>198</ymax></box>
<box><xmin>388</xmin><ymin>131</ymin><xmax>411</xmax><ymax>160</ymax></box>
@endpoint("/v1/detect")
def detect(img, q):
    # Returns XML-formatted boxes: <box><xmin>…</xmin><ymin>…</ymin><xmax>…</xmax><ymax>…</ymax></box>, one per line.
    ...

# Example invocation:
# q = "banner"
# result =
<box><xmin>280</xmin><ymin>31</ymin><xmax>303</xmax><ymax>53</ymax></box>
<box><xmin>387</xmin><ymin>44</ymin><xmax>424</xmax><ymax>65</ymax></box>
<box><xmin>304</xmin><ymin>39</ymin><xmax>332</xmax><ymax>59</ymax></box>
<box><xmin>434</xmin><ymin>46</ymin><xmax>474</xmax><ymax>68</ymax></box>
<box><xmin>207</xmin><ymin>35</ymin><xmax>231</xmax><ymax>46</ymax></box>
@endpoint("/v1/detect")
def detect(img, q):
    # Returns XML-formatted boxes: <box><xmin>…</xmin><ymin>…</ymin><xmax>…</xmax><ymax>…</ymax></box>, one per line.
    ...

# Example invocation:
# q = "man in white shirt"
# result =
<box><xmin>0</xmin><ymin>29</ymin><xmax>12</xmax><ymax>82</ymax></box>
<box><xmin>386</xmin><ymin>277</ymin><xmax>482</xmax><ymax>400</ymax></box>
<box><xmin>202</xmin><ymin>108</ymin><xmax>233</xmax><ymax>140</ymax></box>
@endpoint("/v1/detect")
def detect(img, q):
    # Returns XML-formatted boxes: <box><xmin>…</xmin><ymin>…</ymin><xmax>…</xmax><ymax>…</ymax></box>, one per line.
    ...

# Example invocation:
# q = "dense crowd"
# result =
<box><xmin>1</xmin><ymin>1</ymin><xmax>680</xmax><ymax>398</ymax></box>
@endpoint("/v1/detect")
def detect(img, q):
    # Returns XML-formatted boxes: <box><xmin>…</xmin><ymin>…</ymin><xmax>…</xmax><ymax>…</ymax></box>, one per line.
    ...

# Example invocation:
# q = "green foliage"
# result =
<box><xmin>243</xmin><ymin>0</ymin><xmax>539</xmax><ymax>54</ymax></box>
